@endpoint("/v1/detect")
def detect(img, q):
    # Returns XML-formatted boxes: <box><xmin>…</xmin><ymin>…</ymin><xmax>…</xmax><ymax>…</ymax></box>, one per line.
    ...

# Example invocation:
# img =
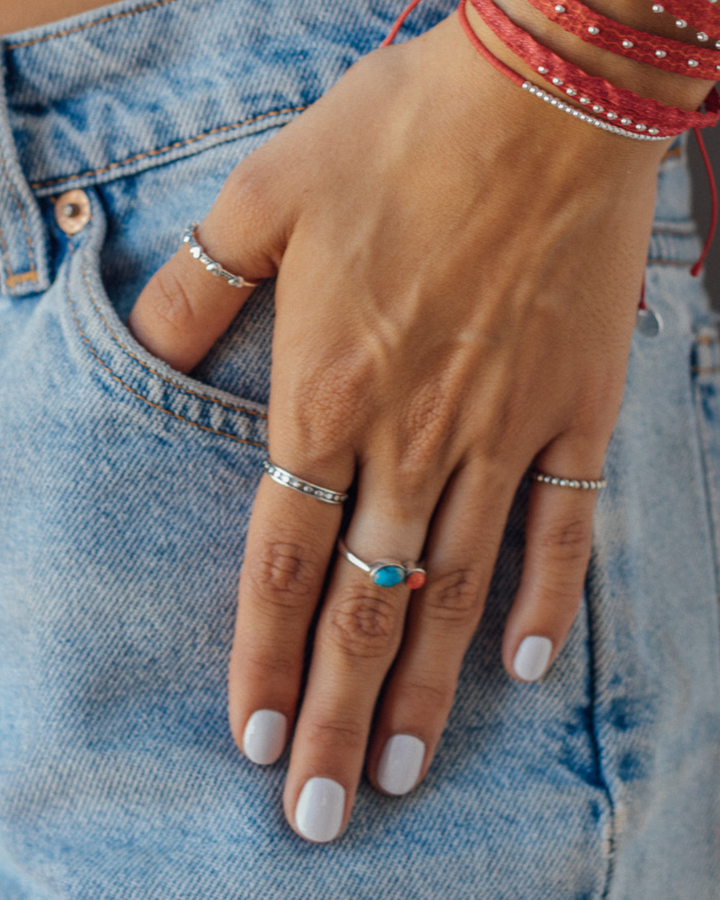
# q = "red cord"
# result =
<box><xmin>380</xmin><ymin>0</ymin><xmax>428</xmax><ymax>46</ymax></box>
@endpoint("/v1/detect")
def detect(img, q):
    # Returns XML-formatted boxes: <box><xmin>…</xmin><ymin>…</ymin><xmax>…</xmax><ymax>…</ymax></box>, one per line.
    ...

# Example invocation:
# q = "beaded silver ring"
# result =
<box><xmin>262</xmin><ymin>460</ymin><xmax>349</xmax><ymax>505</ymax></box>
<box><xmin>530</xmin><ymin>470</ymin><xmax>607</xmax><ymax>490</ymax></box>
<box><xmin>182</xmin><ymin>222</ymin><xmax>260</xmax><ymax>288</ymax></box>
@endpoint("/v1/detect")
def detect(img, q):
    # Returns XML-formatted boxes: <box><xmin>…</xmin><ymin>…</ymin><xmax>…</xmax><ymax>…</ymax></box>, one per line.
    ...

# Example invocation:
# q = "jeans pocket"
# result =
<box><xmin>57</xmin><ymin>157</ymin><xmax>273</xmax><ymax>454</ymax></box>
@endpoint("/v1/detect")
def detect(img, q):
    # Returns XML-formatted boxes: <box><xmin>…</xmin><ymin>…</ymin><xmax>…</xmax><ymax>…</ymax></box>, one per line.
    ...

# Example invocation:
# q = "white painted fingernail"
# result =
<box><xmin>242</xmin><ymin>710</ymin><xmax>287</xmax><ymax>765</ymax></box>
<box><xmin>513</xmin><ymin>636</ymin><xmax>553</xmax><ymax>681</ymax></box>
<box><xmin>377</xmin><ymin>734</ymin><xmax>426</xmax><ymax>795</ymax></box>
<box><xmin>295</xmin><ymin>777</ymin><xmax>346</xmax><ymax>843</ymax></box>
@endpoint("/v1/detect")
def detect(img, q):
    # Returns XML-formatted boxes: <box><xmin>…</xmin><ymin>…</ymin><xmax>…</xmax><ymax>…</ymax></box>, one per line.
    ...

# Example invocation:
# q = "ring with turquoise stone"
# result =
<box><xmin>337</xmin><ymin>538</ymin><xmax>426</xmax><ymax>590</ymax></box>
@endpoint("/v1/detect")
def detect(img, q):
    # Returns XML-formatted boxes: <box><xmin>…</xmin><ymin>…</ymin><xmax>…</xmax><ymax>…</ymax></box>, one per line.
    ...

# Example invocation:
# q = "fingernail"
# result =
<box><xmin>377</xmin><ymin>734</ymin><xmax>426</xmax><ymax>795</ymax></box>
<box><xmin>295</xmin><ymin>777</ymin><xmax>346</xmax><ymax>842</ymax></box>
<box><xmin>242</xmin><ymin>710</ymin><xmax>287</xmax><ymax>765</ymax></box>
<box><xmin>513</xmin><ymin>636</ymin><xmax>553</xmax><ymax>681</ymax></box>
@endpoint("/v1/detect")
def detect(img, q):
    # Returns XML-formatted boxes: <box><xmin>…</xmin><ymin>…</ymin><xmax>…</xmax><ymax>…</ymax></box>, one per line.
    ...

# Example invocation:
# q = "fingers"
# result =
<box><xmin>502</xmin><ymin>440</ymin><xmax>605</xmax><ymax>683</ymax></box>
<box><xmin>227</xmin><ymin>454</ymin><xmax>352</xmax><ymax>766</ymax></box>
<box><xmin>127</xmin><ymin>155</ymin><xmax>287</xmax><ymax>373</ymax></box>
<box><xmin>364</xmin><ymin>462</ymin><xmax>517</xmax><ymax>796</ymax></box>
<box><xmin>281</xmin><ymin>502</ymin><xmax>429</xmax><ymax>842</ymax></box>
<box><xmin>279</xmin><ymin>460</ymin><xmax>519</xmax><ymax>842</ymax></box>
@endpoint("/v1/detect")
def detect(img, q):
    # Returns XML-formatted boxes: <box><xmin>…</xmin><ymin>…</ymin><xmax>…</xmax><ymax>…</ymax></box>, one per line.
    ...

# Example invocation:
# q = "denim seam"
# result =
<box><xmin>65</xmin><ymin>246</ymin><xmax>268</xmax><ymax>447</ymax></box>
<box><xmin>691</xmin><ymin>339</ymin><xmax>720</xmax><ymax>601</ymax></box>
<box><xmin>76</xmin><ymin>244</ymin><xmax>268</xmax><ymax>420</ymax></box>
<box><xmin>584</xmin><ymin>560</ymin><xmax>618</xmax><ymax>900</ymax></box>
<box><xmin>0</xmin><ymin>136</ymin><xmax>38</xmax><ymax>285</ymax></box>
<box><xmin>4</xmin><ymin>0</ymin><xmax>181</xmax><ymax>50</ymax></box>
<box><xmin>30</xmin><ymin>106</ymin><xmax>309</xmax><ymax>192</ymax></box>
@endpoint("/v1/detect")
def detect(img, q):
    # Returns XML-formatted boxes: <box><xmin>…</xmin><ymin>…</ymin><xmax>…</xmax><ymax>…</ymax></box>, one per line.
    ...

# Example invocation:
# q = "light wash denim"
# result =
<box><xmin>0</xmin><ymin>0</ymin><xmax>719</xmax><ymax>897</ymax></box>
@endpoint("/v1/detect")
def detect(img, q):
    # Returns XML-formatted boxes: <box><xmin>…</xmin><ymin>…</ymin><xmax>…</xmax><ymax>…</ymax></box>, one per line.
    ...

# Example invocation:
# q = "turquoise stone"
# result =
<box><xmin>372</xmin><ymin>565</ymin><xmax>405</xmax><ymax>588</ymax></box>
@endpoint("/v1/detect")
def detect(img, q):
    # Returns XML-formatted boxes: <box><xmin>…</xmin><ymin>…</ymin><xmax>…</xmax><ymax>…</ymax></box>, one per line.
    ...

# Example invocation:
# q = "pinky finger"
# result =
<box><xmin>502</xmin><ymin>458</ymin><xmax>602</xmax><ymax>682</ymax></box>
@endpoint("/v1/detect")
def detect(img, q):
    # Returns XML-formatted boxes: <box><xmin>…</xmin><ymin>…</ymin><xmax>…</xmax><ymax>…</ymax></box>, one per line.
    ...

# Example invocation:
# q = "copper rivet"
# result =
<box><xmin>54</xmin><ymin>189</ymin><xmax>91</xmax><ymax>235</ymax></box>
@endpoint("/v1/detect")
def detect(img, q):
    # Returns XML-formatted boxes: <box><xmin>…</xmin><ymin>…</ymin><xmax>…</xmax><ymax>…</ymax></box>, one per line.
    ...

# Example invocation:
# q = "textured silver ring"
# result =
<box><xmin>262</xmin><ymin>460</ymin><xmax>349</xmax><ymax>505</ymax></box>
<box><xmin>182</xmin><ymin>222</ymin><xmax>260</xmax><ymax>288</ymax></box>
<box><xmin>530</xmin><ymin>470</ymin><xmax>607</xmax><ymax>491</ymax></box>
<box><xmin>337</xmin><ymin>538</ymin><xmax>427</xmax><ymax>590</ymax></box>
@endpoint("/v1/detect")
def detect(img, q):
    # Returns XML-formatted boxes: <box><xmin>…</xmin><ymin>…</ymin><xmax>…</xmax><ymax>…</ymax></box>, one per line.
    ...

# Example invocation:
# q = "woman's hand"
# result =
<box><xmin>128</xmin><ymin>10</ymin><xmax>667</xmax><ymax>842</ymax></box>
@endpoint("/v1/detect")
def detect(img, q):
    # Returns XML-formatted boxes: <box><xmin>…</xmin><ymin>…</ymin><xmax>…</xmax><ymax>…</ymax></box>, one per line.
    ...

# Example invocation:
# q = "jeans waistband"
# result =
<box><xmin>0</xmin><ymin>0</ymin><xmax>701</xmax><ymax>299</ymax></box>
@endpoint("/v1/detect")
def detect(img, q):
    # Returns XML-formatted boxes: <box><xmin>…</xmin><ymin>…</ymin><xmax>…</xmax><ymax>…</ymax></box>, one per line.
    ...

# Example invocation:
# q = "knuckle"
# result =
<box><xmin>239</xmin><ymin>644</ymin><xmax>297</xmax><ymax>684</ymax></box>
<box><xmin>400</xmin><ymin>676</ymin><xmax>456</xmax><ymax>712</ymax></box>
<box><xmin>304</xmin><ymin>715</ymin><xmax>365</xmax><ymax>751</ymax></box>
<box><xmin>227</xmin><ymin>160</ymin><xmax>274</xmax><ymax>224</ymax></box>
<box><xmin>423</xmin><ymin>568</ymin><xmax>484</xmax><ymax>626</ymax></box>
<box><xmin>327</xmin><ymin>592</ymin><xmax>401</xmax><ymax>659</ymax></box>
<box><xmin>246</xmin><ymin>538</ymin><xmax>322</xmax><ymax>609</ymax></box>
<box><xmin>536</xmin><ymin>516</ymin><xmax>593</xmax><ymax>564</ymax></box>
<box><xmin>284</xmin><ymin>350</ymin><xmax>373</xmax><ymax>455</ymax></box>
<box><xmin>150</xmin><ymin>263</ymin><xmax>198</xmax><ymax>338</ymax></box>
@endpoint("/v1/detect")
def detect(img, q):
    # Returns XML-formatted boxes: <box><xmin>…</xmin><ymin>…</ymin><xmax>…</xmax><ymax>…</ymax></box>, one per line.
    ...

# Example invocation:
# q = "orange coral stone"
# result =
<box><xmin>406</xmin><ymin>571</ymin><xmax>426</xmax><ymax>590</ymax></box>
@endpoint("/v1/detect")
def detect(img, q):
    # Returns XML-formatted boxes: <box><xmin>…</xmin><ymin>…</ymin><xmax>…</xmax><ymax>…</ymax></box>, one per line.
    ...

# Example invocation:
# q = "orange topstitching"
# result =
<box><xmin>31</xmin><ymin>106</ymin><xmax>308</xmax><ymax>191</ymax></box>
<box><xmin>4</xmin><ymin>0</ymin><xmax>181</xmax><ymax>51</ymax></box>
<box><xmin>0</xmin><ymin>139</ymin><xmax>38</xmax><ymax>282</ymax></box>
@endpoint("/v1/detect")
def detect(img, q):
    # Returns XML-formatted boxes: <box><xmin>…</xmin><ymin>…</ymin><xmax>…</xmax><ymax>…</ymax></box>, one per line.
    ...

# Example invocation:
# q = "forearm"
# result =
<box><xmin>472</xmin><ymin>0</ymin><xmax>716</xmax><ymax>110</ymax></box>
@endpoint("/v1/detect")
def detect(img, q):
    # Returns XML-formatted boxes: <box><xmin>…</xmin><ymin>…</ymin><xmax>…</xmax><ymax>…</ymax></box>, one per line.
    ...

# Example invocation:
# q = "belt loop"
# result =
<box><xmin>0</xmin><ymin>44</ymin><xmax>51</xmax><ymax>298</ymax></box>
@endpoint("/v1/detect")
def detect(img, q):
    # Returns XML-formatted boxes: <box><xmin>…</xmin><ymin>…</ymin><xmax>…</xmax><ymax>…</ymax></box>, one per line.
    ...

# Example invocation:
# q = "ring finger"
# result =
<box><xmin>281</xmin><ymin>465</ymin><xmax>439</xmax><ymax>842</ymax></box>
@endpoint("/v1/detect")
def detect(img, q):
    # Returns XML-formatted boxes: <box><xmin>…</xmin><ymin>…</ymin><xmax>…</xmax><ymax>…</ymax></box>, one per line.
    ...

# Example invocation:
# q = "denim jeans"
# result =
<box><xmin>1</xmin><ymin>1</ymin><xmax>719</xmax><ymax>897</ymax></box>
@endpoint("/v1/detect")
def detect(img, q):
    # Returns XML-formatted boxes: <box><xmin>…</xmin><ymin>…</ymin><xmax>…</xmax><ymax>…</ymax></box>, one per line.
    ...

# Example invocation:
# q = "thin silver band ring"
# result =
<box><xmin>263</xmin><ymin>460</ymin><xmax>349</xmax><ymax>505</ymax></box>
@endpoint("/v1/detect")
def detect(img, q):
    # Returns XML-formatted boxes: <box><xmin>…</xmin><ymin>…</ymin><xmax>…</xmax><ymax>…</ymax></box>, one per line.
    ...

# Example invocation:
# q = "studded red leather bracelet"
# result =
<box><xmin>648</xmin><ymin>0</ymin><xmax>720</xmax><ymax>35</ymax></box>
<box><xmin>469</xmin><ymin>0</ymin><xmax>720</xmax><ymax>137</ymax></box>
<box><xmin>526</xmin><ymin>0</ymin><xmax>720</xmax><ymax>80</ymax></box>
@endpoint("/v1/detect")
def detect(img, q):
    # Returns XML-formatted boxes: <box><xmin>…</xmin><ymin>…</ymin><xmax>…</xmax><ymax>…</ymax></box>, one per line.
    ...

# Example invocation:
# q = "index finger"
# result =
<box><xmin>227</xmin><ymin>454</ymin><xmax>353</xmax><ymax>765</ymax></box>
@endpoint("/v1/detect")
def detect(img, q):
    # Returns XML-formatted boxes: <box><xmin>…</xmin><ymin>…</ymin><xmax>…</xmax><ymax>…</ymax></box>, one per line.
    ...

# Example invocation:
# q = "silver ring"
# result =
<box><xmin>530</xmin><ymin>470</ymin><xmax>607</xmax><ymax>491</ymax></box>
<box><xmin>262</xmin><ymin>460</ymin><xmax>349</xmax><ymax>505</ymax></box>
<box><xmin>337</xmin><ymin>538</ymin><xmax>426</xmax><ymax>590</ymax></box>
<box><xmin>182</xmin><ymin>222</ymin><xmax>260</xmax><ymax>288</ymax></box>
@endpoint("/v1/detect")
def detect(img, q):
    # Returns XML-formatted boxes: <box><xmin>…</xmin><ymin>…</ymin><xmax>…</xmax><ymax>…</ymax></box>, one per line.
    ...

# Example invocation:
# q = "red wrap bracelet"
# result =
<box><xmin>527</xmin><ymin>0</ymin><xmax>720</xmax><ymax>80</ymax></box>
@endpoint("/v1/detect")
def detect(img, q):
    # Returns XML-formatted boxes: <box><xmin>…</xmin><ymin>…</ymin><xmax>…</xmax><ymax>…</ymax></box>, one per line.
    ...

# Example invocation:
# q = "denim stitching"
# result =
<box><xmin>66</xmin><ymin>291</ymin><xmax>268</xmax><ymax>448</ymax></box>
<box><xmin>0</xmin><ymin>137</ymin><xmax>38</xmax><ymax>283</ymax></box>
<box><xmin>584</xmin><ymin>560</ymin><xmax>618</xmax><ymax>900</ymax></box>
<box><xmin>65</xmin><ymin>246</ymin><xmax>267</xmax><ymax>446</ymax></box>
<box><xmin>692</xmin><ymin>333</ymin><xmax>720</xmax><ymax>600</ymax></box>
<box><xmin>4</xmin><ymin>0</ymin><xmax>181</xmax><ymax>50</ymax></box>
<box><xmin>32</xmin><ymin>106</ymin><xmax>308</xmax><ymax>191</ymax></box>
<box><xmin>76</xmin><ymin>246</ymin><xmax>268</xmax><ymax>419</ymax></box>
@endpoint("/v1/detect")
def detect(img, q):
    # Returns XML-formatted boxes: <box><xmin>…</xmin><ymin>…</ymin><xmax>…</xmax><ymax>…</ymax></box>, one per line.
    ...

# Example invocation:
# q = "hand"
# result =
<box><xmin>128</xmin><ymin>10</ymin><xmax>667</xmax><ymax>842</ymax></box>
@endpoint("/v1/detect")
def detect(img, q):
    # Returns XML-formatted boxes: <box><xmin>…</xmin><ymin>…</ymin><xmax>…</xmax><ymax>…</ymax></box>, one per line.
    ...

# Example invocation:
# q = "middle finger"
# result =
<box><xmin>283</xmin><ymin>470</ymin><xmax>435</xmax><ymax>843</ymax></box>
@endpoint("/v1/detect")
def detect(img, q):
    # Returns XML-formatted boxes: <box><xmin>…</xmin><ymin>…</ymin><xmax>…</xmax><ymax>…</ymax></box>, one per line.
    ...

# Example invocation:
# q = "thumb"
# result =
<box><xmin>128</xmin><ymin>161</ymin><xmax>286</xmax><ymax>374</ymax></box>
